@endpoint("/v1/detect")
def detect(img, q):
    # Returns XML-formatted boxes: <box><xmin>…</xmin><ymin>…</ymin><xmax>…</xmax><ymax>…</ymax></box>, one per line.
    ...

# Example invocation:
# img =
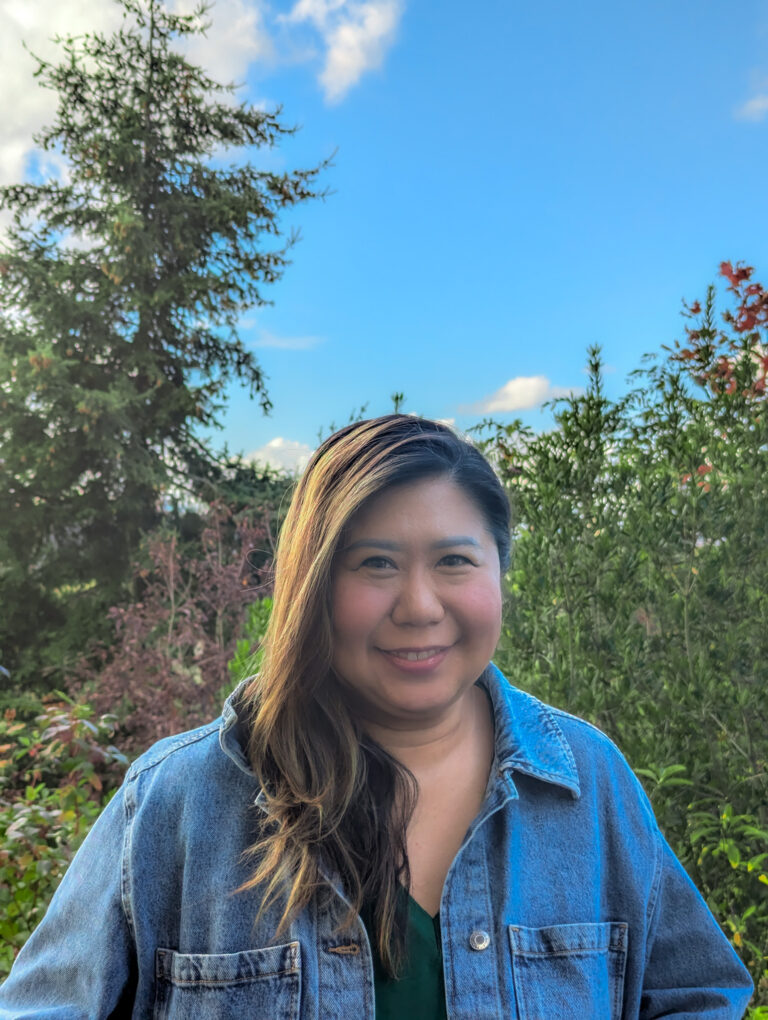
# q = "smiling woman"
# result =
<box><xmin>0</xmin><ymin>416</ymin><xmax>754</xmax><ymax>1019</ymax></box>
<box><xmin>331</xmin><ymin>477</ymin><xmax>503</xmax><ymax>730</ymax></box>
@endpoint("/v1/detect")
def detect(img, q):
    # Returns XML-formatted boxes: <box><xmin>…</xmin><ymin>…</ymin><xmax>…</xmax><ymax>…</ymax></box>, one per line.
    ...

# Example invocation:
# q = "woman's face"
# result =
<box><xmin>331</xmin><ymin>476</ymin><xmax>502</xmax><ymax>728</ymax></box>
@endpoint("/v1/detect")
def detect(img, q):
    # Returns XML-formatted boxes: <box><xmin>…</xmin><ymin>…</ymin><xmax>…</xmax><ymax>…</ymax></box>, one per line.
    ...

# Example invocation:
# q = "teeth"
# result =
<box><xmin>395</xmin><ymin>649</ymin><xmax>440</xmax><ymax>661</ymax></box>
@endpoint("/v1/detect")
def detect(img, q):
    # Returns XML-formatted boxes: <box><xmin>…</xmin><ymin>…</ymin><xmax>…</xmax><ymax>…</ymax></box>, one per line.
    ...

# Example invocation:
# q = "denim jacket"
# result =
<box><xmin>0</xmin><ymin>664</ymin><xmax>753</xmax><ymax>1018</ymax></box>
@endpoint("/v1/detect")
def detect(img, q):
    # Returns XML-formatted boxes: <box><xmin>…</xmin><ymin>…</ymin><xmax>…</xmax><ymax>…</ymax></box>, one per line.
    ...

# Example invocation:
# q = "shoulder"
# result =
<box><xmin>547</xmin><ymin>703</ymin><xmax>660</xmax><ymax>834</ymax></box>
<box><xmin>108</xmin><ymin>716</ymin><xmax>262</xmax><ymax>880</ymax></box>
<box><xmin>125</xmin><ymin>718</ymin><xmax>223</xmax><ymax>782</ymax></box>
<box><xmin>488</xmin><ymin>666</ymin><xmax>658</xmax><ymax>831</ymax></box>
<box><xmin>120</xmin><ymin>715</ymin><xmax>258</xmax><ymax>818</ymax></box>
<box><xmin>547</xmin><ymin>703</ymin><xmax>635</xmax><ymax>771</ymax></box>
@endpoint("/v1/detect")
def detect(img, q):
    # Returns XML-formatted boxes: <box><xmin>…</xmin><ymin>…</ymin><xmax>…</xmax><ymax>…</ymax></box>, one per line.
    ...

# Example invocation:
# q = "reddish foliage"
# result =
<box><xmin>719</xmin><ymin>262</ymin><xmax>768</xmax><ymax>334</ymax></box>
<box><xmin>680</xmin><ymin>464</ymin><xmax>716</xmax><ymax>491</ymax></box>
<box><xmin>1</xmin><ymin>699</ymin><xmax>126</xmax><ymax>799</ymax></box>
<box><xmin>672</xmin><ymin>262</ymin><xmax>768</xmax><ymax>402</ymax></box>
<box><xmin>719</xmin><ymin>260</ymin><xmax>753</xmax><ymax>291</ymax></box>
<box><xmin>74</xmin><ymin>503</ymin><xmax>272</xmax><ymax>755</ymax></box>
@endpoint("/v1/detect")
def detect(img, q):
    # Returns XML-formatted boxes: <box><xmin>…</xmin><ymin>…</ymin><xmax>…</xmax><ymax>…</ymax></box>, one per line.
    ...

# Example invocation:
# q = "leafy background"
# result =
<box><xmin>0</xmin><ymin>1</ymin><xmax>766</xmax><ymax>1013</ymax></box>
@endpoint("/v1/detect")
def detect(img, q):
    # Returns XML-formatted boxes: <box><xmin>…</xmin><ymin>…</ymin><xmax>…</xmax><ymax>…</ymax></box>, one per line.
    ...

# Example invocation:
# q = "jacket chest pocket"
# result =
<box><xmin>153</xmin><ymin>942</ymin><xmax>301</xmax><ymax>1020</ymax></box>
<box><xmin>508</xmin><ymin>921</ymin><xmax>628</xmax><ymax>1020</ymax></box>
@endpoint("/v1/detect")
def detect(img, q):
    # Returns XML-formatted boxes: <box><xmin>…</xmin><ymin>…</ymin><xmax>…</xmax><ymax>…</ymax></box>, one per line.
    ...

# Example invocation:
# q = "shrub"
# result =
<box><xmin>476</xmin><ymin>265</ymin><xmax>768</xmax><ymax>998</ymax></box>
<box><xmin>75</xmin><ymin>501</ymin><xmax>272</xmax><ymax>755</ymax></box>
<box><xmin>227</xmin><ymin>596</ymin><xmax>273</xmax><ymax>687</ymax></box>
<box><xmin>0</xmin><ymin>696</ymin><xmax>127</xmax><ymax>976</ymax></box>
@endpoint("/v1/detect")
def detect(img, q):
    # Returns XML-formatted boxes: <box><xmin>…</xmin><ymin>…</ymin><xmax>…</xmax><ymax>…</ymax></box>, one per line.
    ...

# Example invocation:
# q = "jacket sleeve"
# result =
<box><xmin>640</xmin><ymin>829</ymin><xmax>753</xmax><ymax>1018</ymax></box>
<box><xmin>0</xmin><ymin>784</ymin><xmax>136</xmax><ymax>1018</ymax></box>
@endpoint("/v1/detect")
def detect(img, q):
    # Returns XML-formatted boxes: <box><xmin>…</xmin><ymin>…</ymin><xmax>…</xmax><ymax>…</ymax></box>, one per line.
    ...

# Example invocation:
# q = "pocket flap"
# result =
<box><xmin>509</xmin><ymin>921</ymin><xmax>627</xmax><ymax>957</ymax></box>
<box><xmin>156</xmin><ymin>942</ymin><xmax>300</xmax><ymax>986</ymax></box>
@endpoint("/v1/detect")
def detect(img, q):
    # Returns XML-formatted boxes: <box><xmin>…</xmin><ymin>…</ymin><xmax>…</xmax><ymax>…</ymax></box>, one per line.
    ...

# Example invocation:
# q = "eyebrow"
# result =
<box><xmin>342</xmin><ymin>536</ymin><xmax>482</xmax><ymax>553</ymax></box>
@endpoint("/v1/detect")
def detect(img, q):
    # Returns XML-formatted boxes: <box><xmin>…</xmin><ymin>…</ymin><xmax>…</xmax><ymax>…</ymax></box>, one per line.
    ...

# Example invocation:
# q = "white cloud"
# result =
<box><xmin>284</xmin><ymin>0</ymin><xmax>402</xmax><ymax>103</ymax></box>
<box><xmin>177</xmin><ymin>0</ymin><xmax>272</xmax><ymax>86</ymax></box>
<box><xmin>734</xmin><ymin>94</ymin><xmax>768</xmax><ymax>121</ymax></box>
<box><xmin>462</xmin><ymin>376</ymin><xmax>582</xmax><ymax>414</ymax></box>
<box><xmin>0</xmin><ymin>1</ymin><xmax>121</xmax><ymax>188</ymax></box>
<box><xmin>0</xmin><ymin>0</ymin><xmax>270</xmax><ymax>195</ymax></box>
<box><xmin>251</xmin><ymin>329</ymin><xmax>323</xmax><ymax>349</ymax></box>
<box><xmin>288</xmin><ymin>0</ymin><xmax>350</xmax><ymax>19</ymax></box>
<box><xmin>245</xmin><ymin>436</ymin><xmax>313</xmax><ymax>472</ymax></box>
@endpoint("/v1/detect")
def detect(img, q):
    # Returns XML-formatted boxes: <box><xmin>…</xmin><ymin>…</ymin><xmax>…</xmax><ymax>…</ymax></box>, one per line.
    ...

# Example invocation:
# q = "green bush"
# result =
<box><xmin>227</xmin><ymin>596</ymin><xmax>274</xmax><ymax>689</ymax></box>
<box><xmin>0</xmin><ymin>696</ymin><xmax>127</xmax><ymax>977</ymax></box>
<box><xmin>477</xmin><ymin>298</ymin><xmax>768</xmax><ymax>1000</ymax></box>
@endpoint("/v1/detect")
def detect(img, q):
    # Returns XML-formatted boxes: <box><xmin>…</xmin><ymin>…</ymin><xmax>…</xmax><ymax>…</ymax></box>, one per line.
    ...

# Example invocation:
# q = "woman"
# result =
<box><xmin>0</xmin><ymin>415</ymin><xmax>753</xmax><ymax>1018</ymax></box>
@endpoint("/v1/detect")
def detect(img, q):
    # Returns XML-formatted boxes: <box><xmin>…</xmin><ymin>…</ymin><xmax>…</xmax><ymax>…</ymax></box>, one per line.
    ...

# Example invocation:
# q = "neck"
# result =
<box><xmin>361</xmin><ymin>684</ymin><xmax>493</xmax><ymax>774</ymax></box>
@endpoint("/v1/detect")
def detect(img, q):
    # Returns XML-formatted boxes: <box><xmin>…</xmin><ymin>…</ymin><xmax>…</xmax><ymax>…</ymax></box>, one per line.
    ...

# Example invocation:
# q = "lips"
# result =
<box><xmin>376</xmin><ymin>645</ymin><xmax>453</xmax><ymax>673</ymax></box>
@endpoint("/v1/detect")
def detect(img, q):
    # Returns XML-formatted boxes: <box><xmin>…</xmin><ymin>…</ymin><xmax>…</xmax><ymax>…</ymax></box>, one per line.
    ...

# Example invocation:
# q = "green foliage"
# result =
<box><xmin>227</xmin><ymin>596</ymin><xmax>273</xmax><ymax>689</ymax></box>
<box><xmin>196</xmin><ymin>457</ymin><xmax>296</xmax><ymax>521</ymax></box>
<box><xmin>0</xmin><ymin>581</ymin><xmax>117</xmax><ymax>715</ymax></box>
<box><xmin>0</xmin><ymin>0</ymin><xmax>326</xmax><ymax>689</ymax></box>
<box><xmin>0</xmin><ymin>696</ymin><xmax>128</xmax><ymax>977</ymax></box>
<box><xmin>476</xmin><ymin>286</ymin><xmax>768</xmax><ymax>997</ymax></box>
<box><xmin>685</xmin><ymin>804</ymin><xmax>768</xmax><ymax>961</ymax></box>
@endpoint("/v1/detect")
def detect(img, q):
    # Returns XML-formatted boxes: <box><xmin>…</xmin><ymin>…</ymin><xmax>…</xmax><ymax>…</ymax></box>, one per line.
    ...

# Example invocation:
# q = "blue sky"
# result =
<box><xmin>5</xmin><ymin>0</ymin><xmax>768</xmax><ymax>470</ymax></box>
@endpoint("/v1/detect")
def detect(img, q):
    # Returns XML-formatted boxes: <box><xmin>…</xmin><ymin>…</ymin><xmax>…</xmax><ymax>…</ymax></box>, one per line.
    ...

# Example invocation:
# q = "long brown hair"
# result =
<box><xmin>240</xmin><ymin>415</ymin><xmax>510</xmax><ymax>976</ymax></box>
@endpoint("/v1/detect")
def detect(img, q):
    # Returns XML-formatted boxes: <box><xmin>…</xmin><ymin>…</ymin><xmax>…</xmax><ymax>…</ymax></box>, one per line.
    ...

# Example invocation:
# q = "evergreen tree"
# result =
<box><xmin>0</xmin><ymin>0</ymin><xmax>325</xmax><ymax>684</ymax></box>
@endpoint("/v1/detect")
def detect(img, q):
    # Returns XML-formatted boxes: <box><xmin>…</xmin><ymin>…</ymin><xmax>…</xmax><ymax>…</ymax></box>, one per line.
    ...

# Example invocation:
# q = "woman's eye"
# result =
<box><xmin>361</xmin><ymin>556</ymin><xmax>396</xmax><ymax>569</ymax></box>
<box><xmin>439</xmin><ymin>554</ymin><xmax>472</xmax><ymax>567</ymax></box>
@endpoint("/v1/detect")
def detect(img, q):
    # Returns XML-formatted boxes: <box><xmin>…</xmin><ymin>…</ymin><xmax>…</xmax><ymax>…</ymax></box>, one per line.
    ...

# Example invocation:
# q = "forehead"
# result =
<box><xmin>344</xmin><ymin>476</ymin><xmax>491</xmax><ymax>540</ymax></box>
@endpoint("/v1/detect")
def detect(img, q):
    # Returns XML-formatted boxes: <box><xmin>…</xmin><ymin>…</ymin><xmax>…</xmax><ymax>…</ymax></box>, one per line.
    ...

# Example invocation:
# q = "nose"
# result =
<box><xmin>390</xmin><ymin>568</ymin><xmax>445</xmax><ymax>627</ymax></box>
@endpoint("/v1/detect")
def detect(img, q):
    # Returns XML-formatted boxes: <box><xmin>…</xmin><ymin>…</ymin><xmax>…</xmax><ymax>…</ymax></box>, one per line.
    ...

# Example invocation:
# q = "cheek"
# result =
<box><xmin>332</xmin><ymin>577</ymin><xmax>391</xmax><ymax>643</ymax></box>
<box><xmin>459</xmin><ymin>579</ymin><xmax>503</xmax><ymax>638</ymax></box>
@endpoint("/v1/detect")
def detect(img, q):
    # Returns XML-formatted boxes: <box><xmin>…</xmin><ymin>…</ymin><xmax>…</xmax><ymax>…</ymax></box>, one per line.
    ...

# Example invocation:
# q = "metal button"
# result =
<box><xmin>469</xmin><ymin>929</ymin><xmax>491</xmax><ymax>951</ymax></box>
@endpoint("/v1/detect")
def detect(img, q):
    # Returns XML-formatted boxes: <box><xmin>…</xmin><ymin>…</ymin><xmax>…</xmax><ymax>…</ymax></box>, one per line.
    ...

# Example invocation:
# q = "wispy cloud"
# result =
<box><xmin>245</xmin><ymin>436</ymin><xmax>313</xmax><ymax>472</ymax></box>
<box><xmin>250</xmin><ymin>329</ymin><xmax>323</xmax><ymax>349</ymax></box>
<box><xmin>284</xmin><ymin>0</ymin><xmax>403</xmax><ymax>103</ymax></box>
<box><xmin>462</xmin><ymin>376</ymin><xmax>582</xmax><ymax>414</ymax></box>
<box><xmin>734</xmin><ymin>94</ymin><xmax>768</xmax><ymax>121</ymax></box>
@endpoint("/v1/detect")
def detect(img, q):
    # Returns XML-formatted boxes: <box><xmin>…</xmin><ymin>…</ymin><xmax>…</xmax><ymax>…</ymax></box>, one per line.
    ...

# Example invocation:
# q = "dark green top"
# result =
<box><xmin>362</xmin><ymin>894</ymin><xmax>448</xmax><ymax>1020</ymax></box>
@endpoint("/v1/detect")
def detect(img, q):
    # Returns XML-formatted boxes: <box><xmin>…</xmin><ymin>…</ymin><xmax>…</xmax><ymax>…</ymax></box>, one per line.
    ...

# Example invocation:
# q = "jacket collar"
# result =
<box><xmin>219</xmin><ymin>679</ymin><xmax>257</xmax><ymax>778</ymax></box>
<box><xmin>478</xmin><ymin>663</ymin><xmax>580</xmax><ymax>798</ymax></box>
<box><xmin>219</xmin><ymin>663</ymin><xmax>581</xmax><ymax>798</ymax></box>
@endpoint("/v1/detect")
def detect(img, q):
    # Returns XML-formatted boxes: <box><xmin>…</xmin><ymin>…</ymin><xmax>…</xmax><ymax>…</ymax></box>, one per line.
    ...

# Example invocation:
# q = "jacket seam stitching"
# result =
<box><xmin>538</xmin><ymin>704</ymin><xmax>579</xmax><ymax>776</ymax></box>
<box><xmin>548</xmin><ymin>705</ymin><xmax>621</xmax><ymax>748</ymax></box>
<box><xmin>126</xmin><ymin>722</ymin><xmax>221</xmax><ymax>781</ymax></box>
<box><xmin>642</xmin><ymin>825</ymin><xmax>664</xmax><ymax>970</ymax></box>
